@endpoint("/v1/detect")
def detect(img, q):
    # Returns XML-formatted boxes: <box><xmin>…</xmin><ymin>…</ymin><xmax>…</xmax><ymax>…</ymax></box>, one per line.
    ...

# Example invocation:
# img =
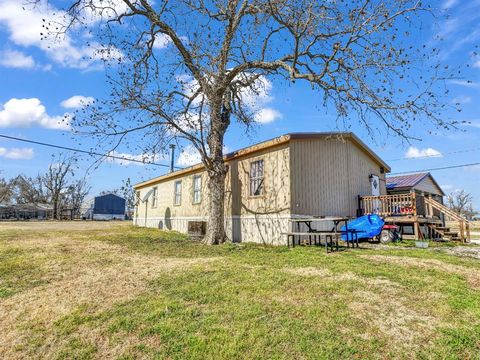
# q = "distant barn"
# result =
<box><xmin>83</xmin><ymin>193</ymin><xmax>126</xmax><ymax>220</ymax></box>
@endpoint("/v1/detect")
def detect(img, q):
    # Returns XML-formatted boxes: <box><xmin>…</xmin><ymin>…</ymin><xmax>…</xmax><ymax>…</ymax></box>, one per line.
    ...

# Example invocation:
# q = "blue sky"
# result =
<box><xmin>0</xmin><ymin>0</ymin><xmax>479</xmax><ymax>208</ymax></box>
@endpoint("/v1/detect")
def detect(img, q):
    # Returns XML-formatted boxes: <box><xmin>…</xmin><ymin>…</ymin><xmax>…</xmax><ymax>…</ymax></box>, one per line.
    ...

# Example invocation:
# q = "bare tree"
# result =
<box><xmin>0</xmin><ymin>175</ymin><xmax>14</xmax><ymax>204</ymax></box>
<box><xmin>65</xmin><ymin>179</ymin><xmax>91</xmax><ymax>217</ymax></box>
<box><xmin>13</xmin><ymin>175</ymin><xmax>50</xmax><ymax>204</ymax></box>
<box><xmin>43</xmin><ymin>156</ymin><xmax>75</xmax><ymax>219</ymax></box>
<box><xmin>42</xmin><ymin>0</ymin><xmax>458</xmax><ymax>244</ymax></box>
<box><xmin>448</xmin><ymin>190</ymin><xmax>477</xmax><ymax>220</ymax></box>
<box><xmin>114</xmin><ymin>178</ymin><xmax>136</xmax><ymax>215</ymax></box>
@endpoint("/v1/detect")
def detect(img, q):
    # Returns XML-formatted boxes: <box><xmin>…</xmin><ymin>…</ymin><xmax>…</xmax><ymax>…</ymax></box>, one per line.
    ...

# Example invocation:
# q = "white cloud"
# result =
<box><xmin>0</xmin><ymin>0</ymin><xmax>121</xmax><ymax>69</ymax></box>
<box><xmin>405</xmin><ymin>146</ymin><xmax>443</xmax><ymax>159</ymax></box>
<box><xmin>452</xmin><ymin>95</ymin><xmax>472</xmax><ymax>104</ymax></box>
<box><xmin>239</xmin><ymin>75</ymin><xmax>283</xmax><ymax>124</ymax></box>
<box><xmin>153</xmin><ymin>34</ymin><xmax>172</xmax><ymax>49</ymax></box>
<box><xmin>177</xmin><ymin>145</ymin><xmax>202</xmax><ymax>167</ymax></box>
<box><xmin>176</xmin><ymin>144</ymin><xmax>230</xmax><ymax>167</ymax></box>
<box><xmin>473</xmin><ymin>59</ymin><xmax>480</xmax><ymax>68</ymax></box>
<box><xmin>0</xmin><ymin>49</ymin><xmax>35</xmax><ymax>69</ymax></box>
<box><xmin>447</xmin><ymin>79</ymin><xmax>478</xmax><ymax>88</ymax></box>
<box><xmin>0</xmin><ymin>98</ymin><xmax>70</xmax><ymax>130</ymax></box>
<box><xmin>466</xmin><ymin>120</ymin><xmax>480</xmax><ymax>128</ymax></box>
<box><xmin>173</xmin><ymin>73</ymin><xmax>282</xmax><ymax>128</ymax></box>
<box><xmin>106</xmin><ymin>150</ymin><xmax>163</xmax><ymax>166</ymax></box>
<box><xmin>0</xmin><ymin>147</ymin><xmax>34</xmax><ymax>160</ymax></box>
<box><xmin>441</xmin><ymin>184</ymin><xmax>454</xmax><ymax>191</ymax></box>
<box><xmin>80</xmin><ymin>0</ymin><xmax>130</xmax><ymax>23</ymax></box>
<box><xmin>61</xmin><ymin>95</ymin><xmax>95</xmax><ymax>109</ymax></box>
<box><xmin>442</xmin><ymin>0</ymin><xmax>459</xmax><ymax>9</ymax></box>
<box><xmin>254</xmin><ymin>108</ymin><xmax>283</xmax><ymax>124</ymax></box>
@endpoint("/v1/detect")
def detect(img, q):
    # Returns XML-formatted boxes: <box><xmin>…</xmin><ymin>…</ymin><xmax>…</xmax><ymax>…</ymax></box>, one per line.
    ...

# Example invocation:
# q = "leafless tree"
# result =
<box><xmin>41</xmin><ymin>0</ymin><xmax>459</xmax><ymax>244</ymax></box>
<box><xmin>0</xmin><ymin>175</ymin><xmax>14</xmax><ymax>204</ymax></box>
<box><xmin>43</xmin><ymin>156</ymin><xmax>76</xmax><ymax>219</ymax></box>
<box><xmin>13</xmin><ymin>175</ymin><xmax>50</xmax><ymax>204</ymax></box>
<box><xmin>114</xmin><ymin>178</ymin><xmax>136</xmax><ymax>214</ymax></box>
<box><xmin>448</xmin><ymin>190</ymin><xmax>477</xmax><ymax>220</ymax></box>
<box><xmin>65</xmin><ymin>179</ymin><xmax>91</xmax><ymax>217</ymax></box>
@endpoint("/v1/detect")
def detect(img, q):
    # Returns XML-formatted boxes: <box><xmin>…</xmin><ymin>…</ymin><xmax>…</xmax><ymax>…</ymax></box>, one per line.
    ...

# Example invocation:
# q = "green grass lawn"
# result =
<box><xmin>1</xmin><ymin>222</ymin><xmax>480</xmax><ymax>359</ymax></box>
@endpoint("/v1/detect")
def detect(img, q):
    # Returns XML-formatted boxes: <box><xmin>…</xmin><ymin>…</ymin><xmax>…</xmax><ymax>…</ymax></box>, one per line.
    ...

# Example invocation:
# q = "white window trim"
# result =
<box><xmin>192</xmin><ymin>175</ymin><xmax>202</xmax><ymax>204</ymax></box>
<box><xmin>151</xmin><ymin>187</ymin><xmax>158</xmax><ymax>208</ymax></box>
<box><xmin>174</xmin><ymin>180</ymin><xmax>182</xmax><ymax>206</ymax></box>
<box><xmin>249</xmin><ymin>159</ymin><xmax>264</xmax><ymax>197</ymax></box>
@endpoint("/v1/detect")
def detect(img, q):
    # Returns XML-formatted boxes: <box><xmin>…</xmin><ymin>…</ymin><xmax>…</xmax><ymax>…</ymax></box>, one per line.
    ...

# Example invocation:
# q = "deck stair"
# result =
<box><xmin>424</xmin><ymin>197</ymin><xmax>470</xmax><ymax>242</ymax></box>
<box><xmin>427</xmin><ymin>224</ymin><xmax>460</xmax><ymax>241</ymax></box>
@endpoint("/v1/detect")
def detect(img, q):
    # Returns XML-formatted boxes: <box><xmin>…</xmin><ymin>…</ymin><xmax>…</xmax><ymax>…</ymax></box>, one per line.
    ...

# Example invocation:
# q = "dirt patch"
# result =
<box><xmin>282</xmin><ymin>265</ymin><xmax>439</xmax><ymax>353</ymax></box>
<box><xmin>283</xmin><ymin>266</ymin><xmax>332</xmax><ymax>277</ymax></box>
<box><xmin>349</xmin><ymin>287</ymin><xmax>438</xmax><ymax>354</ymax></box>
<box><xmin>439</xmin><ymin>246</ymin><xmax>480</xmax><ymax>260</ymax></box>
<box><xmin>361</xmin><ymin>255</ymin><xmax>480</xmax><ymax>289</ymax></box>
<box><xmin>0</xmin><ymin>236</ymin><xmax>219</xmax><ymax>359</ymax></box>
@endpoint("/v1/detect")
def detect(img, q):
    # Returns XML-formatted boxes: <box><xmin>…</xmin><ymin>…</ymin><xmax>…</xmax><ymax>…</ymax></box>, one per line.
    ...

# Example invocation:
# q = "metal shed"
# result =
<box><xmin>91</xmin><ymin>193</ymin><xmax>126</xmax><ymax>220</ymax></box>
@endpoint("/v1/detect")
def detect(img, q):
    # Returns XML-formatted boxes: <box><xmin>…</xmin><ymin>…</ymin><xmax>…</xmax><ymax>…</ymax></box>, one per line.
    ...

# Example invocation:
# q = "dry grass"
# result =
<box><xmin>1</xmin><ymin>221</ymin><xmax>480</xmax><ymax>359</ymax></box>
<box><xmin>0</xmin><ymin>222</ymin><xmax>219</xmax><ymax>359</ymax></box>
<box><xmin>361</xmin><ymin>254</ymin><xmax>480</xmax><ymax>289</ymax></box>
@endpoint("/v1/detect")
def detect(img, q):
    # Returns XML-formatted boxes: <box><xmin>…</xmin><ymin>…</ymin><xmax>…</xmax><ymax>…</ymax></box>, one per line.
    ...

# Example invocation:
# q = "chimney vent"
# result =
<box><xmin>169</xmin><ymin>144</ymin><xmax>176</xmax><ymax>173</ymax></box>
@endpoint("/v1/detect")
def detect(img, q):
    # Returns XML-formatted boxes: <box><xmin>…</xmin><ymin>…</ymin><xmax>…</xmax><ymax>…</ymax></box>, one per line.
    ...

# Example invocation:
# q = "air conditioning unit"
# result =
<box><xmin>187</xmin><ymin>221</ymin><xmax>207</xmax><ymax>240</ymax></box>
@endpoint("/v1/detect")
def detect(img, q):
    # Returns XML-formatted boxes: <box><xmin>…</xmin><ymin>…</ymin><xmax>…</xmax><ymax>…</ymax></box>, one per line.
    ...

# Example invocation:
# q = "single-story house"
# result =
<box><xmin>133</xmin><ymin>132</ymin><xmax>391</xmax><ymax>245</ymax></box>
<box><xmin>0</xmin><ymin>203</ymin><xmax>53</xmax><ymax>220</ymax></box>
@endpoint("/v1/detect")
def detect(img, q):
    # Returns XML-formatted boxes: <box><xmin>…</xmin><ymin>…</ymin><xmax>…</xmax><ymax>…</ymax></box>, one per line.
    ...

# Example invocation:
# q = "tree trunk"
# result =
<box><xmin>203</xmin><ymin>168</ymin><xmax>227</xmax><ymax>244</ymax></box>
<box><xmin>203</xmin><ymin>104</ymin><xmax>229</xmax><ymax>245</ymax></box>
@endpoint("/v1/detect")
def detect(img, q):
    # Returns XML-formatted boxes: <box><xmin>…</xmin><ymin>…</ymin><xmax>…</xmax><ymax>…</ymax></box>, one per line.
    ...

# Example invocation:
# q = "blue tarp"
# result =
<box><xmin>341</xmin><ymin>214</ymin><xmax>384</xmax><ymax>241</ymax></box>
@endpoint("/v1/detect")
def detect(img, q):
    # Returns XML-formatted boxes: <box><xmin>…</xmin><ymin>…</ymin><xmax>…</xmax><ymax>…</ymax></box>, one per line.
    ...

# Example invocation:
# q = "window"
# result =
<box><xmin>249</xmin><ymin>159</ymin><xmax>264</xmax><ymax>196</ymax></box>
<box><xmin>192</xmin><ymin>175</ymin><xmax>202</xmax><ymax>204</ymax></box>
<box><xmin>174</xmin><ymin>180</ymin><xmax>182</xmax><ymax>205</ymax></box>
<box><xmin>151</xmin><ymin>187</ymin><xmax>158</xmax><ymax>208</ymax></box>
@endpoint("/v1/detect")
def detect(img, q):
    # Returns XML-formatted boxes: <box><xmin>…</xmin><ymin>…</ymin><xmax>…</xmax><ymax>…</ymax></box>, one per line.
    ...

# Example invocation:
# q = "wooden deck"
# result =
<box><xmin>359</xmin><ymin>193</ymin><xmax>470</xmax><ymax>242</ymax></box>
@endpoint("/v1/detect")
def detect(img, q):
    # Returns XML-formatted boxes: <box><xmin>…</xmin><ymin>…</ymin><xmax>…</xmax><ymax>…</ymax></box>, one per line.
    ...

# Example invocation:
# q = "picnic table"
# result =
<box><xmin>285</xmin><ymin>217</ymin><xmax>359</xmax><ymax>252</ymax></box>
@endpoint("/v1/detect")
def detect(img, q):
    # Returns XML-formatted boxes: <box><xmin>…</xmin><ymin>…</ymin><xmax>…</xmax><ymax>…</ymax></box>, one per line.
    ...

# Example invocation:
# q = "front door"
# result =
<box><xmin>371</xmin><ymin>175</ymin><xmax>380</xmax><ymax>213</ymax></box>
<box><xmin>371</xmin><ymin>175</ymin><xmax>380</xmax><ymax>196</ymax></box>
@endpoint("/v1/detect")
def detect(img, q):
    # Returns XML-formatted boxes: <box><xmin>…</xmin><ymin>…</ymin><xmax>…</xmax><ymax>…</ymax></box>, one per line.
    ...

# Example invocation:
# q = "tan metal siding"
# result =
<box><xmin>290</xmin><ymin>138</ymin><xmax>386</xmax><ymax>217</ymax></box>
<box><xmin>414</xmin><ymin>177</ymin><xmax>443</xmax><ymax>196</ymax></box>
<box><xmin>134</xmin><ymin>143</ymin><xmax>291</xmax><ymax>222</ymax></box>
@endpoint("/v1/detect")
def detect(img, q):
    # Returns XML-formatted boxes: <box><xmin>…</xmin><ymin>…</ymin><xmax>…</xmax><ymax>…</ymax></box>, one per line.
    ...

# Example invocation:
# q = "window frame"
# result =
<box><xmin>151</xmin><ymin>187</ymin><xmax>158</xmax><ymax>208</ymax></box>
<box><xmin>174</xmin><ymin>180</ymin><xmax>182</xmax><ymax>206</ymax></box>
<box><xmin>249</xmin><ymin>159</ymin><xmax>265</xmax><ymax>197</ymax></box>
<box><xmin>192</xmin><ymin>174</ymin><xmax>202</xmax><ymax>204</ymax></box>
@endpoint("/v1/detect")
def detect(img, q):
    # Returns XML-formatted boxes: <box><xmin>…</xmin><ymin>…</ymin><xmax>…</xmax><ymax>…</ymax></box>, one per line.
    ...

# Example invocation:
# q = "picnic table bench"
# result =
<box><xmin>285</xmin><ymin>217</ymin><xmax>360</xmax><ymax>252</ymax></box>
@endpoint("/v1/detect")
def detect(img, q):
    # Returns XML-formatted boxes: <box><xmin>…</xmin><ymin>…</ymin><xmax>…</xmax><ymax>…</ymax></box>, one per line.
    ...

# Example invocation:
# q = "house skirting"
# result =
<box><xmin>133</xmin><ymin>214</ymin><xmax>298</xmax><ymax>245</ymax></box>
<box><xmin>93</xmin><ymin>213</ymin><xmax>125</xmax><ymax>220</ymax></box>
<box><xmin>133</xmin><ymin>214</ymin><xmax>343</xmax><ymax>245</ymax></box>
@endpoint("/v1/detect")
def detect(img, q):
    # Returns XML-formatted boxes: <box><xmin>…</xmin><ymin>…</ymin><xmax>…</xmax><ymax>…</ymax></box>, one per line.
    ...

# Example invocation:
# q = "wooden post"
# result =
<box><xmin>459</xmin><ymin>221</ymin><xmax>465</xmax><ymax>243</ymax></box>
<box><xmin>427</xmin><ymin>195</ymin><xmax>433</xmax><ymax>218</ymax></box>
<box><xmin>411</xmin><ymin>191</ymin><xmax>417</xmax><ymax>216</ymax></box>
<box><xmin>466</xmin><ymin>222</ymin><xmax>471</xmax><ymax>243</ymax></box>
<box><xmin>415</xmin><ymin>221</ymin><xmax>423</xmax><ymax>240</ymax></box>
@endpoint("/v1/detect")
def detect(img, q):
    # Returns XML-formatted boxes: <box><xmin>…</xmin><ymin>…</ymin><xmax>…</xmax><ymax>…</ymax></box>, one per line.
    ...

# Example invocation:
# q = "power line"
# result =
<box><xmin>390</xmin><ymin>162</ymin><xmax>480</xmax><ymax>175</ymax></box>
<box><xmin>387</xmin><ymin>146</ymin><xmax>480</xmax><ymax>161</ymax></box>
<box><xmin>3</xmin><ymin>133</ymin><xmax>478</xmax><ymax>175</ymax></box>
<box><xmin>0</xmin><ymin>134</ymin><xmax>183</xmax><ymax>169</ymax></box>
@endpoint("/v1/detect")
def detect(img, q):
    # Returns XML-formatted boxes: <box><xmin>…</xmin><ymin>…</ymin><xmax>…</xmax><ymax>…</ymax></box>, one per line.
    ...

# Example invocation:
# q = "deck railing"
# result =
<box><xmin>360</xmin><ymin>193</ymin><xmax>417</xmax><ymax>217</ymax></box>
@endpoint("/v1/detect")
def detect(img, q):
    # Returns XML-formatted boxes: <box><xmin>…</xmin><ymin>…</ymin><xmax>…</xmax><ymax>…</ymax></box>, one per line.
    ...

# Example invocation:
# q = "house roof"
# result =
<box><xmin>134</xmin><ymin>132</ymin><xmax>391</xmax><ymax>189</ymax></box>
<box><xmin>95</xmin><ymin>193</ymin><xmax>125</xmax><ymax>200</ymax></box>
<box><xmin>387</xmin><ymin>173</ymin><xmax>430</xmax><ymax>189</ymax></box>
<box><xmin>386</xmin><ymin>172</ymin><xmax>445</xmax><ymax>196</ymax></box>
